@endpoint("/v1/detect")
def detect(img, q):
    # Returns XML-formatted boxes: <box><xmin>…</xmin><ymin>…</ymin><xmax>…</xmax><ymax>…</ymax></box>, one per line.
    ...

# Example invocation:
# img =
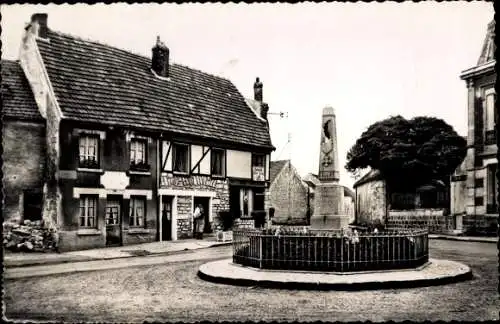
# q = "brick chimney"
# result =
<box><xmin>254</xmin><ymin>77</ymin><xmax>263</xmax><ymax>102</ymax></box>
<box><xmin>151</xmin><ymin>36</ymin><xmax>170</xmax><ymax>78</ymax></box>
<box><xmin>30</xmin><ymin>13</ymin><xmax>48</xmax><ymax>39</ymax></box>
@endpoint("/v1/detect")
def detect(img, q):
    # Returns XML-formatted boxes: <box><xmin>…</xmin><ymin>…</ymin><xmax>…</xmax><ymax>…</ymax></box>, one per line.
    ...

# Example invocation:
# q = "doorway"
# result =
<box><xmin>193</xmin><ymin>197</ymin><xmax>211</xmax><ymax>234</ymax></box>
<box><xmin>161</xmin><ymin>196</ymin><xmax>173</xmax><ymax>241</ymax></box>
<box><xmin>105</xmin><ymin>196</ymin><xmax>122</xmax><ymax>246</ymax></box>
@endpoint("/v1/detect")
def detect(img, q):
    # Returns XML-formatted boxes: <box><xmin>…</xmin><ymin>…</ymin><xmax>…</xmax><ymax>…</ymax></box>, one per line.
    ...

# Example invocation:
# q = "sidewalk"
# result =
<box><xmin>4</xmin><ymin>236</ymin><xmax>232</xmax><ymax>268</ymax></box>
<box><xmin>428</xmin><ymin>234</ymin><xmax>497</xmax><ymax>243</ymax></box>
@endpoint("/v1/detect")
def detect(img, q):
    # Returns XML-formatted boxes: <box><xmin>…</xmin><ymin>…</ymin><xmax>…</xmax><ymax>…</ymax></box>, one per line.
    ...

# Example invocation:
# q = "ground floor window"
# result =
<box><xmin>79</xmin><ymin>195</ymin><xmax>98</xmax><ymax>228</ymax></box>
<box><xmin>487</xmin><ymin>163</ymin><xmax>498</xmax><ymax>213</ymax></box>
<box><xmin>129</xmin><ymin>196</ymin><xmax>146</xmax><ymax>227</ymax></box>
<box><xmin>23</xmin><ymin>190</ymin><xmax>43</xmax><ymax>221</ymax></box>
<box><xmin>229</xmin><ymin>186</ymin><xmax>266</xmax><ymax>219</ymax></box>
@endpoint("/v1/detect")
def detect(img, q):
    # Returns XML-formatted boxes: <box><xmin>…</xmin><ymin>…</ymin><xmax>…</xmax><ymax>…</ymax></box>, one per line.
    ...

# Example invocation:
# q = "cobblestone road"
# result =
<box><xmin>4</xmin><ymin>240</ymin><xmax>498</xmax><ymax>322</ymax></box>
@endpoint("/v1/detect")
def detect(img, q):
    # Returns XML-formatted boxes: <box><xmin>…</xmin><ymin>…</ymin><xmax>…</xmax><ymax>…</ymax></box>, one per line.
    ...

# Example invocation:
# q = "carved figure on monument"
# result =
<box><xmin>321</xmin><ymin>120</ymin><xmax>334</xmax><ymax>167</ymax></box>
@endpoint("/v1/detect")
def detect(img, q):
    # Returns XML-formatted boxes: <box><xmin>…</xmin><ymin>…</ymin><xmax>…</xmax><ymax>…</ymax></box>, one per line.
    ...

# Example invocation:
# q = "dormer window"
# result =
<box><xmin>79</xmin><ymin>135</ymin><xmax>99</xmax><ymax>169</ymax></box>
<box><xmin>130</xmin><ymin>138</ymin><xmax>149</xmax><ymax>172</ymax></box>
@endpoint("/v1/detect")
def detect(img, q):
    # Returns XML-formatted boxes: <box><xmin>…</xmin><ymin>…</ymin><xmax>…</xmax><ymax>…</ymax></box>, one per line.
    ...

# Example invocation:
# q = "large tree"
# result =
<box><xmin>345</xmin><ymin>115</ymin><xmax>467</xmax><ymax>190</ymax></box>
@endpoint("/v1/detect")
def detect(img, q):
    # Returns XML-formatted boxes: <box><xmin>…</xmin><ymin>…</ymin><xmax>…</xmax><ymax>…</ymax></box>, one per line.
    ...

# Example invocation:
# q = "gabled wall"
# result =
<box><xmin>269</xmin><ymin>161</ymin><xmax>308</xmax><ymax>222</ymax></box>
<box><xmin>2</xmin><ymin>120</ymin><xmax>46</xmax><ymax>222</ymax></box>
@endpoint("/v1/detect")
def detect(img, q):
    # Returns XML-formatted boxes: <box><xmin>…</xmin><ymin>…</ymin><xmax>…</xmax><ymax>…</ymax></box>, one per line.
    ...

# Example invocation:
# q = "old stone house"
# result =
<box><xmin>452</xmin><ymin>20</ymin><xmax>497</xmax><ymax>235</ymax></box>
<box><xmin>2</xmin><ymin>60</ymin><xmax>46</xmax><ymax>224</ymax></box>
<box><xmin>268</xmin><ymin>160</ymin><xmax>309</xmax><ymax>224</ymax></box>
<box><xmin>6</xmin><ymin>13</ymin><xmax>275</xmax><ymax>251</ymax></box>
<box><xmin>353</xmin><ymin>168</ymin><xmax>451</xmax><ymax>231</ymax></box>
<box><xmin>302</xmin><ymin>173</ymin><xmax>355</xmax><ymax>224</ymax></box>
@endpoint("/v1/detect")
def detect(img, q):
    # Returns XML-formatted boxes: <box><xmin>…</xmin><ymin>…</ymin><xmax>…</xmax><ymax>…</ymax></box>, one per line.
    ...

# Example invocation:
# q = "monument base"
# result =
<box><xmin>310</xmin><ymin>182</ymin><xmax>348</xmax><ymax>231</ymax></box>
<box><xmin>310</xmin><ymin>214</ymin><xmax>350</xmax><ymax>231</ymax></box>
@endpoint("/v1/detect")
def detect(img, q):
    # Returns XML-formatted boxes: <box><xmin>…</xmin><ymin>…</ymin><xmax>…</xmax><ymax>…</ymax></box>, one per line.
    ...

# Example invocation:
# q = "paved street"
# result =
<box><xmin>4</xmin><ymin>240</ymin><xmax>498</xmax><ymax>322</ymax></box>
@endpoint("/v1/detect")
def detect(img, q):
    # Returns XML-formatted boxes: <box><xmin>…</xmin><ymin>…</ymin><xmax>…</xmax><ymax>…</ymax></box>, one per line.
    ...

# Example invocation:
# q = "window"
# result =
<box><xmin>485</xmin><ymin>91</ymin><xmax>496</xmax><ymax>131</ymax></box>
<box><xmin>252</xmin><ymin>153</ymin><xmax>266</xmax><ymax>181</ymax></box>
<box><xmin>172</xmin><ymin>143</ymin><xmax>189</xmax><ymax>173</ymax></box>
<box><xmin>474</xmin><ymin>197</ymin><xmax>484</xmax><ymax>207</ymax></box>
<box><xmin>129</xmin><ymin>196</ymin><xmax>145</xmax><ymax>227</ymax></box>
<box><xmin>79</xmin><ymin>195</ymin><xmax>97</xmax><ymax>228</ymax></box>
<box><xmin>105</xmin><ymin>201</ymin><xmax>120</xmax><ymax>225</ymax></box>
<box><xmin>23</xmin><ymin>190</ymin><xmax>42</xmax><ymax>221</ymax></box>
<box><xmin>487</xmin><ymin>164</ymin><xmax>498</xmax><ymax>213</ymax></box>
<box><xmin>211</xmin><ymin>148</ymin><xmax>225</xmax><ymax>176</ymax></box>
<box><xmin>130</xmin><ymin>139</ymin><xmax>149</xmax><ymax>171</ymax></box>
<box><xmin>475</xmin><ymin>178</ymin><xmax>484</xmax><ymax>188</ymax></box>
<box><xmin>79</xmin><ymin>135</ymin><xmax>99</xmax><ymax>168</ymax></box>
<box><xmin>252</xmin><ymin>154</ymin><xmax>265</xmax><ymax>167</ymax></box>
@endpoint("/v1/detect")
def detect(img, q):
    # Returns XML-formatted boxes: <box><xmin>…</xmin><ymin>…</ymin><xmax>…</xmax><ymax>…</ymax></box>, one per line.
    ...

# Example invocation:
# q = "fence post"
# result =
<box><xmin>259</xmin><ymin>234</ymin><xmax>263</xmax><ymax>269</ymax></box>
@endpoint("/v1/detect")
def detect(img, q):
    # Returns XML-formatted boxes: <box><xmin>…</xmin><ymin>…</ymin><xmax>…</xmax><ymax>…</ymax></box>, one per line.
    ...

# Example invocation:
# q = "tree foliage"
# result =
<box><xmin>345</xmin><ymin>116</ymin><xmax>467</xmax><ymax>189</ymax></box>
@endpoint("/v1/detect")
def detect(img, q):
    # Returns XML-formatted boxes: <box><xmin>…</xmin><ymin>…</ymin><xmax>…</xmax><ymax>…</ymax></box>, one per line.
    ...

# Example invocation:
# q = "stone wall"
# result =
<box><xmin>355</xmin><ymin>179</ymin><xmax>386</xmax><ymax>224</ymax></box>
<box><xmin>387</xmin><ymin>209</ymin><xmax>453</xmax><ymax>233</ymax></box>
<box><xmin>161</xmin><ymin>173</ymin><xmax>230</xmax><ymax>238</ymax></box>
<box><xmin>269</xmin><ymin>162</ymin><xmax>308</xmax><ymax>223</ymax></box>
<box><xmin>176</xmin><ymin>195</ymin><xmax>194</xmax><ymax>239</ymax></box>
<box><xmin>463</xmin><ymin>214</ymin><xmax>497</xmax><ymax>235</ymax></box>
<box><xmin>2</xmin><ymin>120</ymin><xmax>46</xmax><ymax>222</ymax></box>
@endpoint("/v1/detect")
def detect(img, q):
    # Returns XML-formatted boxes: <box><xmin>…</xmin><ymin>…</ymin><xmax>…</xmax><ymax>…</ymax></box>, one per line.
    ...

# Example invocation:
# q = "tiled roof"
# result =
<box><xmin>353</xmin><ymin>169</ymin><xmax>383</xmax><ymax>188</ymax></box>
<box><xmin>269</xmin><ymin>160</ymin><xmax>289</xmax><ymax>184</ymax></box>
<box><xmin>1</xmin><ymin>60</ymin><xmax>43</xmax><ymax>121</ymax></box>
<box><xmin>343</xmin><ymin>186</ymin><xmax>355</xmax><ymax>199</ymax></box>
<box><xmin>36</xmin><ymin>30</ymin><xmax>274</xmax><ymax>150</ymax></box>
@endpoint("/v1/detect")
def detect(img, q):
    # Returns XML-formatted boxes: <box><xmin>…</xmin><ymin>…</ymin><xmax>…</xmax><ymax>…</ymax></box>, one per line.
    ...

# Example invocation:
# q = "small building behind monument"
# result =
<box><xmin>268</xmin><ymin>160</ymin><xmax>309</xmax><ymax>225</ymax></box>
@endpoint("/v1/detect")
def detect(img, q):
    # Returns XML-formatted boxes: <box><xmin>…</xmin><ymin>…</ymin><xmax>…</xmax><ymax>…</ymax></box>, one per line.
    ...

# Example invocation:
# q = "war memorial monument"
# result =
<box><xmin>198</xmin><ymin>107</ymin><xmax>473</xmax><ymax>290</ymax></box>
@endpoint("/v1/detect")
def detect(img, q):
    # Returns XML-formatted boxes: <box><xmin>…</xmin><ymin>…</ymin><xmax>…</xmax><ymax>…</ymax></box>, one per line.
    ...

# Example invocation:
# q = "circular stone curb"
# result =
<box><xmin>198</xmin><ymin>258</ymin><xmax>472</xmax><ymax>290</ymax></box>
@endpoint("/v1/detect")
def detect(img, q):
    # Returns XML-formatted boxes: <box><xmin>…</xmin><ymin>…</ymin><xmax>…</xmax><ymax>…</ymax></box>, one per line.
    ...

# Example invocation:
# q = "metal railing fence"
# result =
<box><xmin>232</xmin><ymin>228</ymin><xmax>428</xmax><ymax>272</ymax></box>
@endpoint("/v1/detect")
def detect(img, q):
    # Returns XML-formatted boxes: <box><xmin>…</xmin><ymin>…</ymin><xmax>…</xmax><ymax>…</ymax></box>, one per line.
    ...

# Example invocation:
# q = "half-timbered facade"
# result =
<box><xmin>16</xmin><ymin>13</ymin><xmax>274</xmax><ymax>251</ymax></box>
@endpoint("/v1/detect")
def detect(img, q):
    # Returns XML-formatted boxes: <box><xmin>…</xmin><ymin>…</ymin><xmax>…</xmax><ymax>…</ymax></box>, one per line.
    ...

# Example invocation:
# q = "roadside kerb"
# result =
<box><xmin>428</xmin><ymin>235</ymin><xmax>497</xmax><ymax>243</ymax></box>
<box><xmin>198</xmin><ymin>258</ymin><xmax>473</xmax><ymax>291</ymax></box>
<box><xmin>4</xmin><ymin>241</ymin><xmax>232</xmax><ymax>268</ymax></box>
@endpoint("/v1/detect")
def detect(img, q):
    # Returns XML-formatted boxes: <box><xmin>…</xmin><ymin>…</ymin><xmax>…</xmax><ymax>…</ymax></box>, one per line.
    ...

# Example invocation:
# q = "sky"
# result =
<box><xmin>1</xmin><ymin>3</ymin><xmax>494</xmax><ymax>189</ymax></box>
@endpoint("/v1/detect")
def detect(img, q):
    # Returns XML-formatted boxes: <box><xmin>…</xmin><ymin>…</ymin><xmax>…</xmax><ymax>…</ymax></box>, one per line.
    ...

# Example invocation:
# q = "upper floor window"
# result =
<box><xmin>252</xmin><ymin>153</ymin><xmax>266</xmax><ymax>181</ymax></box>
<box><xmin>252</xmin><ymin>154</ymin><xmax>265</xmax><ymax>167</ymax></box>
<box><xmin>211</xmin><ymin>148</ymin><xmax>225</xmax><ymax>177</ymax></box>
<box><xmin>129</xmin><ymin>196</ymin><xmax>146</xmax><ymax>227</ymax></box>
<box><xmin>485</xmin><ymin>90</ymin><xmax>496</xmax><ymax>131</ymax></box>
<box><xmin>130</xmin><ymin>139</ymin><xmax>149</xmax><ymax>171</ymax></box>
<box><xmin>79</xmin><ymin>195</ymin><xmax>98</xmax><ymax>228</ymax></box>
<box><xmin>173</xmin><ymin>143</ymin><xmax>189</xmax><ymax>174</ymax></box>
<box><xmin>79</xmin><ymin>135</ymin><xmax>99</xmax><ymax>169</ymax></box>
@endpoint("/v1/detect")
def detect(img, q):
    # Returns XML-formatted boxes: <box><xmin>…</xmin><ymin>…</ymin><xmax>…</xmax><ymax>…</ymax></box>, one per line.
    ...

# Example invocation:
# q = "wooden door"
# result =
<box><xmin>162</xmin><ymin>196</ymin><xmax>172</xmax><ymax>241</ymax></box>
<box><xmin>105</xmin><ymin>199</ymin><xmax>122</xmax><ymax>246</ymax></box>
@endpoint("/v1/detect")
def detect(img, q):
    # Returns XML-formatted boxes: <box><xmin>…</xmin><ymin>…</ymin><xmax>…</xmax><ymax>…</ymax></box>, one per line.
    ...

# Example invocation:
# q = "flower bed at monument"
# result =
<box><xmin>232</xmin><ymin>227</ymin><xmax>429</xmax><ymax>272</ymax></box>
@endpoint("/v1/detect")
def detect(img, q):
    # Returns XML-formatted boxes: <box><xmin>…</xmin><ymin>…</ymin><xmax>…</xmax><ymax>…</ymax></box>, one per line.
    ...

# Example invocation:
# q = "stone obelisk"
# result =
<box><xmin>310</xmin><ymin>106</ymin><xmax>349</xmax><ymax>230</ymax></box>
